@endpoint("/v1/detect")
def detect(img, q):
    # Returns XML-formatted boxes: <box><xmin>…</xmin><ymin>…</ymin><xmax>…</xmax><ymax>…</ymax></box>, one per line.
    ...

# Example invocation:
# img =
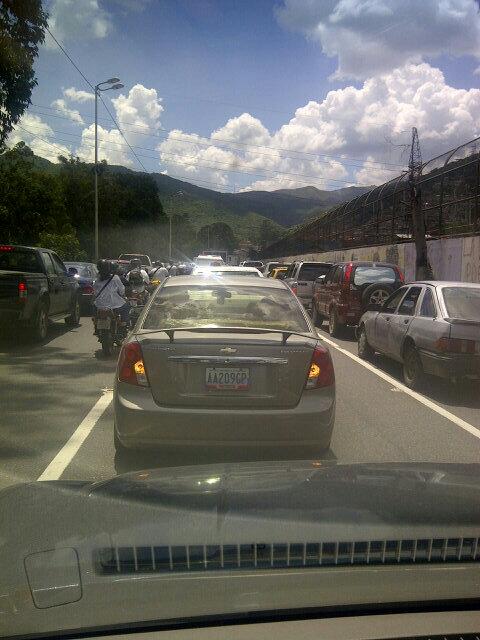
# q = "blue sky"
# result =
<box><xmin>12</xmin><ymin>0</ymin><xmax>480</xmax><ymax>192</ymax></box>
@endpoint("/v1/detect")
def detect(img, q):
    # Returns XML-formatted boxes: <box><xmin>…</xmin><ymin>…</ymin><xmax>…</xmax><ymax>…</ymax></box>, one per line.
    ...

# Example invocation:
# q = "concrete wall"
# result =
<box><xmin>279</xmin><ymin>235</ymin><xmax>480</xmax><ymax>284</ymax></box>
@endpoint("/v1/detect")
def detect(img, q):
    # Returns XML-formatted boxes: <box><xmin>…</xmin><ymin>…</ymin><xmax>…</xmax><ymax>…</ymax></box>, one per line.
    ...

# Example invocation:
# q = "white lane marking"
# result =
<box><xmin>318</xmin><ymin>332</ymin><xmax>480</xmax><ymax>441</ymax></box>
<box><xmin>37</xmin><ymin>391</ymin><xmax>113</xmax><ymax>481</ymax></box>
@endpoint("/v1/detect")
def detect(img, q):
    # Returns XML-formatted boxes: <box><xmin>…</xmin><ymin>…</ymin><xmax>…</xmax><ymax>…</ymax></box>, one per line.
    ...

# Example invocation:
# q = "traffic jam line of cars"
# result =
<box><xmin>2</xmin><ymin>245</ymin><xmax>478</xmax><ymax>464</ymax></box>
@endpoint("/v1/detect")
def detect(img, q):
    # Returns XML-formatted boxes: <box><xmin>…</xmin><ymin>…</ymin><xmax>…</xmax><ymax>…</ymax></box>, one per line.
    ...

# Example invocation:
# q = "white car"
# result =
<box><xmin>192</xmin><ymin>265</ymin><xmax>263</xmax><ymax>277</ymax></box>
<box><xmin>194</xmin><ymin>254</ymin><xmax>225</xmax><ymax>267</ymax></box>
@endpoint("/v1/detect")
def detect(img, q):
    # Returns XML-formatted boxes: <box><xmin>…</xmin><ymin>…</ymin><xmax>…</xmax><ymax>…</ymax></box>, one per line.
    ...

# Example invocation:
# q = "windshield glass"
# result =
<box><xmin>65</xmin><ymin>263</ymin><xmax>93</xmax><ymax>277</ymax></box>
<box><xmin>3</xmin><ymin>0</ymin><xmax>480</xmax><ymax>637</ymax></box>
<box><xmin>119</xmin><ymin>254</ymin><xmax>149</xmax><ymax>264</ymax></box>
<box><xmin>353</xmin><ymin>266</ymin><xmax>397</xmax><ymax>286</ymax></box>
<box><xmin>142</xmin><ymin>285</ymin><xmax>309</xmax><ymax>332</ymax></box>
<box><xmin>0</xmin><ymin>248</ymin><xmax>41</xmax><ymax>272</ymax></box>
<box><xmin>442</xmin><ymin>287</ymin><xmax>480</xmax><ymax>321</ymax></box>
<box><xmin>298</xmin><ymin>264</ymin><xmax>331</xmax><ymax>281</ymax></box>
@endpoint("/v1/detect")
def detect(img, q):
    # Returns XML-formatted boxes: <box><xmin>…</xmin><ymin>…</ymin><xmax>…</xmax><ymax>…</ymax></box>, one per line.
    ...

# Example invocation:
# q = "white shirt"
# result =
<box><xmin>93</xmin><ymin>275</ymin><xmax>126</xmax><ymax>310</ymax></box>
<box><xmin>126</xmin><ymin>268</ymin><xmax>150</xmax><ymax>284</ymax></box>
<box><xmin>150</xmin><ymin>266</ymin><xmax>168</xmax><ymax>283</ymax></box>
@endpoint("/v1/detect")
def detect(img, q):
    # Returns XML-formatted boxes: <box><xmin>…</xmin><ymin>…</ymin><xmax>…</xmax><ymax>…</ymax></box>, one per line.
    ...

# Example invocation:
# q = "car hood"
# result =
<box><xmin>2</xmin><ymin>461</ymin><xmax>480</xmax><ymax>541</ymax></box>
<box><xmin>1</xmin><ymin>462</ymin><xmax>480</xmax><ymax>636</ymax></box>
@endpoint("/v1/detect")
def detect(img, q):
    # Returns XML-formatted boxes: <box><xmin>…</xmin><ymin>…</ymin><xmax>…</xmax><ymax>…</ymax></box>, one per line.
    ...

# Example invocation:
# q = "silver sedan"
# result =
<box><xmin>357</xmin><ymin>281</ymin><xmax>480</xmax><ymax>389</ymax></box>
<box><xmin>114</xmin><ymin>275</ymin><xmax>335</xmax><ymax>457</ymax></box>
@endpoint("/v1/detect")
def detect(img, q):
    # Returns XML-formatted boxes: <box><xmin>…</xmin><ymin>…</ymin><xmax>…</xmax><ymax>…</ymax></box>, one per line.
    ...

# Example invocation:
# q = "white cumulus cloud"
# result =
<box><xmin>51</xmin><ymin>98</ymin><xmax>84</xmax><ymax>125</ymax></box>
<box><xmin>45</xmin><ymin>0</ymin><xmax>112</xmax><ymax>47</ymax></box>
<box><xmin>63</xmin><ymin>87</ymin><xmax>95</xmax><ymax>103</ymax></box>
<box><xmin>76</xmin><ymin>84</ymin><xmax>163</xmax><ymax>166</ymax></box>
<box><xmin>8</xmin><ymin>114</ymin><xmax>72</xmax><ymax>162</ymax></box>
<box><xmin>157</xmin><ymin>62</ymin><xmax>480</xmax><ymax>190</ymax></box>
<box><xmin>276</xmin><ymin>0</ymin><xmax>480</xmax><ymax>79</ymax></box>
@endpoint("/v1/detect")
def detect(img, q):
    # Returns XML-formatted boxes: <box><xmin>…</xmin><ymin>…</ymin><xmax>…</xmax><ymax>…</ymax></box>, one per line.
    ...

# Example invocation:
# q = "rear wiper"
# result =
<box><xmin>138</xmin><ymin>326</ymin><xmax>314</xmax><ymax>345</ymax></box>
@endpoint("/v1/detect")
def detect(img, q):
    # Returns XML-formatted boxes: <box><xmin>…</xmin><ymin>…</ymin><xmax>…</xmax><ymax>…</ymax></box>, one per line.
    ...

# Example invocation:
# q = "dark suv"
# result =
<box><xmin>313</xmin><ymin>261</ymin><xmax>404</xmax><ymax>336</ymax></box>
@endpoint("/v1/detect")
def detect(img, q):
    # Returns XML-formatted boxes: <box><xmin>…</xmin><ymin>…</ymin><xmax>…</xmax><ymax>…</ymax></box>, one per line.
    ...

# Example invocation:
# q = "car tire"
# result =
<box><xmin>114</xmin><ymin>428</ymin><xmax>127</xmax><ymax>455</ymax></box>
<box><xmin>33</xmin><ymin>302</ymin><xmax>49</xmax><ymax>342</ymax></box>
<box><xmin>328</xmin><ymin>308</ymin><xmax>342</xmax><ymax>337</ymax></box>
<box><xmin>312</xmin><ymin>305</ymin><xmax>323</xmax><ymax>327</ymax></box>
<box><xmin>362</xmin><ymin>283</ymin><xmax>394</xmax><ymax>309</ymax></box>
<box><xmin>100</xmin><ymin>331</ymin><xmax>113</xmax><ymax>356</ymax></box>
<box><xmin>358</xmin><ymin>324</ymin><xmax>374</xmax><ymax>360</ymax></box>
<box><xmin>403</xmin><ymin>344</ymin><xmax>424</xmax><ymax>390</ymax></box>
<box><xmin>65</xmin><ymin>296</ymin><xmax>81</xmax><ymax>326</ymax></box>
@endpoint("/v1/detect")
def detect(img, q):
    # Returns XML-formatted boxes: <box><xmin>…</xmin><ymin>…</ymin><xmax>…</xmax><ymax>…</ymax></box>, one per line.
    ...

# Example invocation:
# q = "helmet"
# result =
<box><xmin>97</xmin><ymin>259</ymin><xmax>112</xmax><ymax>280</ymax></box>
<box><xmin>130</xmin><ymin>258</ymin><xmax>142</xmax><ymax>270</ymax></box>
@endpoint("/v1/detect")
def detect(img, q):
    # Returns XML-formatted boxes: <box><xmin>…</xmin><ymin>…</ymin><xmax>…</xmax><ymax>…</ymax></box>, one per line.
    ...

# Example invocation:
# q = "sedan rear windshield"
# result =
<box><xmin>119</xmin><ymin>254</ymin><xmax>149</xmax><ymax>264</ymax></box>
<box><xmin>298</xmin><ymin>264</ymin><xmax>331</xmax><ymax>281</ymax></box>
<box><xmin>142</xmin><ymin>285</ymin><xmax>310</xmax><ymax>332</ymax></box>
<box><xmin>353</xmin><ymin>266</ymin><xmax>397</xmax><ymax>286</ymax></box>
<box><xmin>442</xmin><ymin>287</ymin><xmax>480</xmax><ymax>321</ymax></box>
<box><xmin>0</xmin><ymin>249</ymin><xmax>42</xmax><ymax>273</ymax></box>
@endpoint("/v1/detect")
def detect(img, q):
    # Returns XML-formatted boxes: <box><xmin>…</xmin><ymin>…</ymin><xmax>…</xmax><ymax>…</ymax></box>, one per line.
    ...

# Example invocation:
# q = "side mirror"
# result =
<box><xmin>68</xmin><ymin>267</ymin><xmax>78</xmax><ymax>276</ymax></box>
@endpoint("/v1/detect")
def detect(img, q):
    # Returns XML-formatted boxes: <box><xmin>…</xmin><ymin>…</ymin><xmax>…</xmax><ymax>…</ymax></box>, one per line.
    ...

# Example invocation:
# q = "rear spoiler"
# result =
<box><xmin>445</xmin><ymin>317</ymin><xmax>480</xmax><ymax>327</ymax></box>
<box><xmin>140</xmin><ymin>326</ymin><xmax>315</xmax><ymax>346</ymax></box>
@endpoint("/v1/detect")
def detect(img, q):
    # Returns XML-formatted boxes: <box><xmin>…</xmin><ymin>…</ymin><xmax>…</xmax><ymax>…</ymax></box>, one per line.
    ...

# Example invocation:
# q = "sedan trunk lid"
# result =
<box><xmin>138</xmin><ymin>331</ymin><xmax>317</xmax><ymax>409</ymax></box>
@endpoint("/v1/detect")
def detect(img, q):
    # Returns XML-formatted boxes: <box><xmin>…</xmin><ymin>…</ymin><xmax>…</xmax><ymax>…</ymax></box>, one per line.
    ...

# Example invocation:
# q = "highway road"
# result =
<box><xmin>0</xmin><ymin>317</ymin><xmax>479</xmax><ymax>490</ymax></box>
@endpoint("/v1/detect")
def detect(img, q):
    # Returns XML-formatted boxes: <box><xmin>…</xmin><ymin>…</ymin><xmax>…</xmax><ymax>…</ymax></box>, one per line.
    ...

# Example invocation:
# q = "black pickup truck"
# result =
<box><xmin>0</xmin><ymin>245</ymin><xmax>81</xmax><ymax>341</ymax></box>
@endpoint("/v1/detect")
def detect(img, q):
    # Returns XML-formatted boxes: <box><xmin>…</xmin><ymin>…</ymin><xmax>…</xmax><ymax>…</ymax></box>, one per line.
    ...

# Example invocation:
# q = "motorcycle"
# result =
<box><xmin>125</xmin><ymin>282</ymin><xmax>149</xmax><ymax>327</ymax></box>
<box><xmin>94</xmin><ymin>308</ymin><xmax>129</xmax><ymax>356</ymax></box>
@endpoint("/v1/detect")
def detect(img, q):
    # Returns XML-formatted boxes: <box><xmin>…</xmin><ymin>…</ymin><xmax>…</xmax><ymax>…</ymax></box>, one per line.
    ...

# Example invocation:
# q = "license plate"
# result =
<box><xmin>96</xmin><ymin>317</ymin><xmax>111</xmax><ymax>330</ymax></box>
<box><xmin>205</xmin><ymin>367</ymin><xmax>249</xmax><ymax>390</ymax></box>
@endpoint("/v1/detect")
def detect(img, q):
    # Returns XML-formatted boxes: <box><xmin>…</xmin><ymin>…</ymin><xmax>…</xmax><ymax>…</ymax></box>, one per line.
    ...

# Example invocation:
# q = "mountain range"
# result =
<box><xmin>150</xmin><ymin>172</ymin><xmax>372</xmax><ymax>228</ymax></box>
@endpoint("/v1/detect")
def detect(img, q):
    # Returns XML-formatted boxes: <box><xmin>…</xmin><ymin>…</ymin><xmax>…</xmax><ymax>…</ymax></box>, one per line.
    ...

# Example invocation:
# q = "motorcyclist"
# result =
<box><xmin>93</xmin><ymin>259</ymin><xmax>130</xmax><ymax>324</ymax></box>
<box><xmin>149</xmin><ymin>260</ymin><xmax>168</xmax><ymax>284</ymax></box>
<box><xmin>126</xmin><ymin>258</ymin><xmax>150</xmax><ymax>286</ymax></box>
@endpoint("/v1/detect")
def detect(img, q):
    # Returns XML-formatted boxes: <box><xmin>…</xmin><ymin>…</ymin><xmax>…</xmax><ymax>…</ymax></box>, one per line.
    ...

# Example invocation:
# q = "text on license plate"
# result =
<box><xmin>206</xmin><ymin>367</ymin><xmax>249</xmax><ymax>390</ymax></box>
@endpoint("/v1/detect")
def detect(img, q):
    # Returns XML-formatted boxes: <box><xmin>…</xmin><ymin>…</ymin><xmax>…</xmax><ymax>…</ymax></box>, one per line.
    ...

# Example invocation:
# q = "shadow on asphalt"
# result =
<box><xmin>114</xmin><ymin>446</ymin><xmax>337</xmax><ymax>475</ymax></box>
<box><xmin>0</xmin><ymin>322</ymin><xmax>117</xmax><ymax>378</ymax></box>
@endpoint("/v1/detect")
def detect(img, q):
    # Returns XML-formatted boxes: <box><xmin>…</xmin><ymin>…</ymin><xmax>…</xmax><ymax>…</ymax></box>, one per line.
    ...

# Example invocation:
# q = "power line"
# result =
<box><xmin>13</xmin><ymin>125</ymin><xmax>377</xmax><ymax>207</ymax></box>
<box><xmin>30</xmin><ymin>102</ymin><xmax>407</xmax><ymax>170</ymax></box>
<box><xmin>19</xmin><ymin>123</ymin><xmax>375</xmax><ymax>187</ymax></box>
<box><xmin>44</xmin><ymin>25</ymin><xmax>146</xmax><ymax>172</ymax></box>
<box><xmin>30</xmin><ymin>123</ymin><xmax>397</xmax><ymax>181</ymax></box>
<box><xmin>97</xmin><ymin>94</ymin><xmax>147</xmax><ymax>172</ymax></box>
<box><xmin>44</xmin><ymin>27</ymin><xmax>94</xmax><ymax>91</ymax></box>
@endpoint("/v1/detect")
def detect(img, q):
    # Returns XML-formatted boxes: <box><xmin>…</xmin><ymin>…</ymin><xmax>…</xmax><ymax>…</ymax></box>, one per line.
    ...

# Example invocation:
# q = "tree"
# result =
<box><xmin>0</xmin><ymin>0</ymin><xmax>48</xmax><ymax>146</ymax></box>
<box><xmin>0</xmin><ymin>143</ymin><xmax>69</xmax><ymax>243</ymax></box>
<box><xmin>38</xmin><ymin>230</ymin><xmax>87</xmax><ymax>260</ymax></box>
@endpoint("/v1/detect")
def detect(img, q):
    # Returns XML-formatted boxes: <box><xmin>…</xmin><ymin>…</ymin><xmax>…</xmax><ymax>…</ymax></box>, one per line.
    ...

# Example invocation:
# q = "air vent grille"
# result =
<box><xmin>95</xmin><ymin>536</ymin><xmax>480</xmax><ymax>575</ymax></box>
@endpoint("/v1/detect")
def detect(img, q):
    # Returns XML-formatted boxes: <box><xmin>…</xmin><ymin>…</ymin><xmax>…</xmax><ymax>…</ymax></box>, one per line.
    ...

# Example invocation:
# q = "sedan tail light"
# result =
<box><xmin>305</xmin><ymin>344</ymin><xmax>335</xmax><ymax>389</ymax></box>
<box><xmin>435</xmin><ymin>337</ymin><xmax>477</xmax><ymax>354</ymax></box>
<box><xmin>118</xmin><ymin>341</ymin><xmax>149</xmax><ymax>386</ymax></box>
<box><xmin>290</xmin><ymin>282</ymin><xmax>298</xmax><ymax>296</ymax></box>
<box><xmin>81</xmin><ymin>284</ymin><xmax>94</xmax><ymax>295</ymax></box>
<box><xmin>18</xmin><ymin>281</ymin><xmax>27</xmax><ymax>300</ymax></box>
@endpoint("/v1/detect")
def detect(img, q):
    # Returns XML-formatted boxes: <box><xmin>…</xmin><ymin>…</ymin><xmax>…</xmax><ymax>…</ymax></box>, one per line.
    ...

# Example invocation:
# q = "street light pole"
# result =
<box><xmin>167</xmin><ymin>190</ymin><xmax>184</xmax><ymax>261</ymax></box>
<box><xmin>93</xmin><ymin>78</ymin><xmax>124</xmax><ymax>262</ymax></box>
<box><xmin>94</xmin><ymin>86</ymin><xmax>99</xmax><ymax>262</ymax></box>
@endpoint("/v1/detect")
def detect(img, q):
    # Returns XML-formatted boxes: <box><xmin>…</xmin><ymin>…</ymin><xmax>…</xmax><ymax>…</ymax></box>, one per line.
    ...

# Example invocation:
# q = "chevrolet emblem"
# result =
<box><xmin>220</xmin><ymin>347</ymin><xmax>237</xmax><ymax>354</ymax></box>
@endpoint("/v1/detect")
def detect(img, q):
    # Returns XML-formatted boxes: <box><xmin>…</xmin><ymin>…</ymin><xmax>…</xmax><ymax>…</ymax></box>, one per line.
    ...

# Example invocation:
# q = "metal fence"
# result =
<box><xmin>261</xmin><ymin>137</ymin><xmax>480</xmax><ymax>259</ymax></box>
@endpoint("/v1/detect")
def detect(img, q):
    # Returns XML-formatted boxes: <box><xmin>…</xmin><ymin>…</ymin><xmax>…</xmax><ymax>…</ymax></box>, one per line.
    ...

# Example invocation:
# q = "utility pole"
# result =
<box><xmin>93</xmin><ymin>78</ymin><xmax>124</xmax><ymax>261</ymax></box>
<box><xmin>408</xmin><ymin>127</ymin><xmax>433</xmax><ymax>280</ymax></box>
